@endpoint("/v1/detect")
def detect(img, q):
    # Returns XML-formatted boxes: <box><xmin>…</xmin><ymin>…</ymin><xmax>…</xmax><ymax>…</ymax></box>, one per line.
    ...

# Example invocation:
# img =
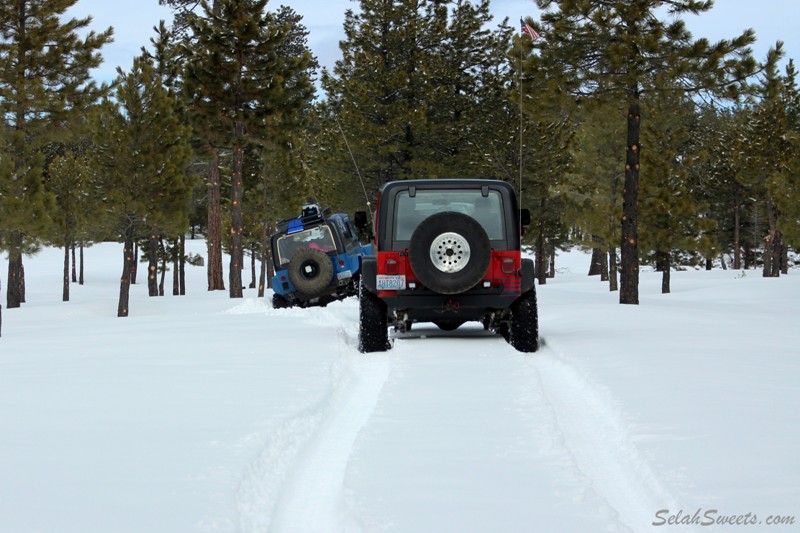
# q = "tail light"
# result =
<box><xmin>385</xmin><ymin>259</ymin><xmax>398</xmax><ymax>275</ymax></box>
<box><xmin>501</xmin><ymin>257</ymin><xmax>516</xmax><ymax>274</ymax></box>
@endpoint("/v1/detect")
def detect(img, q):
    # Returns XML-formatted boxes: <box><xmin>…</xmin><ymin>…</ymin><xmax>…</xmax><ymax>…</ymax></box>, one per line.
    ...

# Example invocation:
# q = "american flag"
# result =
<box><xmin>521</xmin><ymin>18</ymin><xmax>541</xmax><ymax>40</ymax></box>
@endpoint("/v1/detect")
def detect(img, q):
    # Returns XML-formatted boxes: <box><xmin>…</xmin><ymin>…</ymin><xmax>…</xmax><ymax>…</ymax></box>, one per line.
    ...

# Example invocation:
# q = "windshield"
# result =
<box><xmin>276</xmin><ymin>225</ymin><xmax>336</xmax><ymax>265</ymax></box>
<box><xmin>394</xmin><ymin>189</ymin><xmax>505</xmax><ymax>240</ymax></box>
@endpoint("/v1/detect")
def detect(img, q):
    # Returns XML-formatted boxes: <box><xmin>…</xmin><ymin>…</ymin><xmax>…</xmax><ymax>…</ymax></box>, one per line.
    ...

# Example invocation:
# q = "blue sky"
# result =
<box><xmin>66</xmin><ymin>0</ymin><xmax>800</xmax><ymax>84</ymax></box>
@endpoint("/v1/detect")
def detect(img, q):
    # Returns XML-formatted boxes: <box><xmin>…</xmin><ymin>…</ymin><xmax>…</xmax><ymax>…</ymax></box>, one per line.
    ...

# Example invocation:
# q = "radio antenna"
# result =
<box><xmin>334</xmin><ymin>114</ymin><xmax>372</xmax><ymax>222</ymax></box>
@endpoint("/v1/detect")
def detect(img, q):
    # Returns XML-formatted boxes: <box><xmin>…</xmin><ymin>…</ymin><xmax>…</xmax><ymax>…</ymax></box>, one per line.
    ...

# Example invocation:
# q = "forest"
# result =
<box><xmin>1</xmin><ymin>0</ymin><xmax>798</xmax><ymax>322</ymax></box>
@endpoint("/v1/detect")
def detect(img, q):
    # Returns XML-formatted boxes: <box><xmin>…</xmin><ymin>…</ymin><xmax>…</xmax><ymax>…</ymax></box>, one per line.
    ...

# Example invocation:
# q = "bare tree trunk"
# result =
<box><xmin>781</xmin><ymin>243</ymin><xmax>788</xmax><ymax>275</ymax></box>
<box><xmin>229</xmin><ymin>135</ymin><xmax>245</xmax><ymax>298</ymax></box>
<box><xmin>620</xmin><ymin>100</ymin><xmax>641</xmax><ymax>305</ymax></box>
<box><xmin>63</xmin><ymin>242</ymin><xmax>70</xmax><ymax>302</ymax></box>
<box><xmin>743</xmin><ymin>243</ymin><xmax>752</xmax><ymax>270</ymax></box>
<box><xmin>159</xmin><ymin>238</ymin><xmax>167</xmax><ymax>296</ymax></box>
<box><xmin>71</xmin><ymin>243</ymin><xmax>77</xmax><ymax>282</ymax></box>
<box><xmin>262</xmin><ymin>224</ymin><xmax>274</xmax><ymax>294</ymax></box>
<box><xmin>599</xmin><ymin>245</ymin><xmax>609</xmax><ymax>282</ymax></box>
<box><xmin>608</xmin><ymin>247</ymin><xmax>619</xmax><ymax>292</ymax></box>
<box><xmin>588</xmin><ymin>236</ymin><xmax>604</xmax><ymax>276</ymax></box>
<box><xmin>118</xmin><ymin>225</ymin><xmax>135</xmax><ymax>317</ymax></box>
<box><xmin>535</xmin><ymin>219</ymin><xmax>547</xmax><ymax>285</ymax></box>
<box><xmin>733</xmin><ymin>197</ymin><xmax>741</xmax><ymax>269</ymax></box>
<box><xmin>179</xmin><ymin>235</ymin><xmax>186</xmax><ymax>295</ymax></box>
<box><xmin>548</xmin><ymin>248</ymin><xmax>555</xmax><ymax>279</ymax></box>
<box><xmin>207</xmin><ymin>150</ymin><xmax>225</xmax><ymax>291</ymax></box>
<box><xmin>131</xmin><ymin>242</ymin><xmax>139</xmax><ymax>284</ymax></box>
<box><xmin>6</xmin><ymin>233</ymin><xmax>23</xmax><ymax>309</ymax></box>
<box><xmin>173</xmin><ymin>247</ymin><xmax>180</xmax><ymax>296</ymax></box>
<box><xmin>763</xmin><ymin>195</ymin><xmax>780</xmax><ymax>278</ymax></box>
<box><xmin>249</xmin><ymin>250</ymin><xmax>257</xmax><ymax>289</ymax></box>
<box><xmin>148</xmin><ymin>234</ymin><xmax>159</xmax><ymax>296</ymax></box>
<box><xmin>660</xmin><ymin>250</ymin><xmax>671</xmax><ymax>294</ymax></box>
<box><xmin>79</xmin><ymin>242</ymin><xmax>85</xmax><ymax>285</ymax></box>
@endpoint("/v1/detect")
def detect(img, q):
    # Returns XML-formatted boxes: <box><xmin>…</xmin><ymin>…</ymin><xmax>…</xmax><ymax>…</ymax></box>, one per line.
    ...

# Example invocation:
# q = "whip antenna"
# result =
<box><xmin>334</xmin><ymin>114</ymin><xmax>372</xmax><ymax>221</ymax></box>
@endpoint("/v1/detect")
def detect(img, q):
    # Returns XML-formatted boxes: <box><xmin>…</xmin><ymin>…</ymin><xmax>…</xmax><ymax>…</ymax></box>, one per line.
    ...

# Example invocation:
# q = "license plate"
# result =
<box><xmin>336</xmin><ymin>269</ymin><xmax>353</xmax><ymax>281</ymax></box>
<box><xmin>376</xmin><ymin>275</ymin><xmax>406</xmax><ymax>290</ymax></box>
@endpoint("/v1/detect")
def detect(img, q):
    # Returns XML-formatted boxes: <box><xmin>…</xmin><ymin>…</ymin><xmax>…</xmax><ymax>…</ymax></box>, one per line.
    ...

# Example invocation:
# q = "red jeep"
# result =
<box><xmin>357</xmin><ymin>179</ymin><xmax>539</xmax><ymax>353</ymax></box>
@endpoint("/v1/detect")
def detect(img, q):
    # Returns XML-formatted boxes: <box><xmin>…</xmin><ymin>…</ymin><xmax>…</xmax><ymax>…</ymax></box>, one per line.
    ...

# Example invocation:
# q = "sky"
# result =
<box><xmin>66</xmin><ymin>0</ymin><xmax>800</xmax><ymax>86</ymax></box>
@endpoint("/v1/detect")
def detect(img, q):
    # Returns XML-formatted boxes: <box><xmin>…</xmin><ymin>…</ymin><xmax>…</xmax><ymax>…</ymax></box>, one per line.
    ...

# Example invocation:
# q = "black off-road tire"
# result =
<box><xmin>408</xmin><ymin>212</ymin><xmax>491</xmax><ymax>295</ymax></box>
<box><xmin>287</xmin><ymin>248</ymin><xmax>334</xmax><ymax>297</ymax></box>
<box><xmin>358</xmin><ymin>281</ymin><xmax>390</xmax><ymax>353</ymax></box>
<box><xmin>508</xmin><ymin>288</ymin><xmax>539</xmax><ymax>352</ymax></box>
<box><xmin>272</xmin><ymin>293</ymin><xmax>291</xmax><ymax>309</ymax></box>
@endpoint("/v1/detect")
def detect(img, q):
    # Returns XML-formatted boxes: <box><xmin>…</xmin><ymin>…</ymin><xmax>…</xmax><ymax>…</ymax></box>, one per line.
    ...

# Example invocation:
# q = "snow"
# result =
<box><xmin>1</xmin><ymin>240</ymin><xmax>798</xmax><ymax>533</ymax></box>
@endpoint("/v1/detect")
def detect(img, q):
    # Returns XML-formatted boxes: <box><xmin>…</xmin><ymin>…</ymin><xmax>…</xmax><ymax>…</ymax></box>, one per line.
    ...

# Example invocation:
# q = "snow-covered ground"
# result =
<box><xmin>1</xmin><ymin>240</ymin><xmax>798</xmax><ymax>533</ymax></box>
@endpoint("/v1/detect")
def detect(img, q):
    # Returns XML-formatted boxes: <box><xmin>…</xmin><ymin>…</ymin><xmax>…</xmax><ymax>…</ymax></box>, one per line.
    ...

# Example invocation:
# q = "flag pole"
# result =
<box><xmin>519</xmin><ymin>32</ymin><xmax>524</xmax><ymax>233</ymax></box>
<box><xmin>518</xmin><ymin>18</ymin><xmax>540</xmax><ymax>242</ymax></box>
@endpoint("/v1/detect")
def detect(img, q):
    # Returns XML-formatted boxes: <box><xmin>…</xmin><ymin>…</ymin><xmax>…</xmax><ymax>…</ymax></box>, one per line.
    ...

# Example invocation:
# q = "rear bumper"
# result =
<box><xmin>381</xmin><ymin>291</ymin><xmax>520</xmax><ymax>322</ymax></box>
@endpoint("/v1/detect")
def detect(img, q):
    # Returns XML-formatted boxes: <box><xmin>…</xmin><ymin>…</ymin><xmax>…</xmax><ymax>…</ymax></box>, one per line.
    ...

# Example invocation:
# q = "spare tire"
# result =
<box><xmin>409</xmin><ymin>211</ymin><xmax>490</xmax><ymax>294</ymax></box>
<box><xmin>287</xmin><ymin>248</ymin><xmax>334</xmax><ymax>296</ymax></box>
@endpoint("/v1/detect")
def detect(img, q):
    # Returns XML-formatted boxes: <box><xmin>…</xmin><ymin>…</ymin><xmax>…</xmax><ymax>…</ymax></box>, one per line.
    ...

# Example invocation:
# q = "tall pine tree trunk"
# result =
<box><xmin>660</xmin><ymin>250</ymin><xmax>671</xmax><ymax>294</ymax></box>
<box><xmin>173</xmin><ymin>247</ymin><xmax>180</xmax><ymax>296</ymax></box>
<box><xmin>131</xmin><ymin>243</ymin><xmax>138</xmax><ymax>284</ymax></box>
<box><xmin>260</xmin><ymin>224</ymin><xmax>271</xmax><ymax>296</ymax></box>
<box><xmin>599</xmin><ymin>245</ymin><xmax>609</xmax><ymax>282</ymax></box>
<box><xmin>250</xmin><ymin>251</ymin><xmax>257</xmax><ymax>289</ymax></box>
<box><xmin>608</xmin><ymin>247</ymin><xmax>619</xmax><ymax>292</ymax></box>
<box><xmin>733</xmin><ymin>197</ymin><xmax>741</xmax><ymax>269</ymax></box>
<box><xmin>159</xmin><ymin>238</ymin><xmax>167</xmax><ymax>296</ymax></box>
<box><xmin>620</xmin><ymin>101</ymin><xmax>641</xmax><ymax>304</ymax></box>
<box><xmin>588</xmin><ymin>236</ymin><xmax>604</xmax><ymax>276</ymax></box>
<box><xmin>179</xmin><ymin>235</ymin><xmax>186</xmax><ymax>295</ymax></box>
<box><xmin>148</xmin><ymin>234</ymin><xmax>159</xmax><ymax>296</ymax></box>
<box><xmin>79</xmin><ymin>242</ymin><xmax>85</xmax><ymax>285</ymax></box>
<box><xmin>71</xmin><ymin>243</ymin><xmax>77</xmax><ymax>282</ymax></box>
<box><xmin>763</xmin><ymin>195</ymin><xmax>781</xmax><ymax>278</ymax></box>
<box><xmin>118</xmin><ymin>225</ymin><xmax>135</xmax><ymax>317</ymax></box>
<box><xmin>535</xmin><ymin>218</ymin><xmax>547</xmax><ymax>285</ymax></box>
<box><xmin>6</xmin><ymin>232</ymin><xmax>24</xmax><ymax>309</ymax></box>
<box><xmin>229</xmin><ymin>138</ymin><xmax>244</xmax><ymax>298</ymax></box>
<box><xmin>63</xmin><ymin>242</ymin><xmax>70</xmax><ymax>302</ymax></box>
<box><xmin>207</xmin><ymin>149</ymin><xmax>225</xmax><ymax>291</ymax></box>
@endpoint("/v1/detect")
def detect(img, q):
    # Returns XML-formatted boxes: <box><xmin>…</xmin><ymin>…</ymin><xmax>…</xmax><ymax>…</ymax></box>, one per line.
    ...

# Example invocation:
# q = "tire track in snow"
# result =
<box><xmin>529</xmin><ymin>338</ymin><xmax>677</xmax><ymax>532</ymax></box>
<box><xmin>236</xmin><ymin>323</ymin><xmax>390</xmax><ymax>533</ymax></box>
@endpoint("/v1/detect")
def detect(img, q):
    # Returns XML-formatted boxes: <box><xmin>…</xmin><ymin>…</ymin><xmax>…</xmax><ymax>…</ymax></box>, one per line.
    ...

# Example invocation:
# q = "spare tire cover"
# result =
<box><xmin>408</xmin><ymin>211</ymin><xmax>491</xmax><ymax>294</ymax></box>
<box><xmin>287</xmin><ymin>248</ymin><xmax>334</xmax><ymax>296</ymax></box>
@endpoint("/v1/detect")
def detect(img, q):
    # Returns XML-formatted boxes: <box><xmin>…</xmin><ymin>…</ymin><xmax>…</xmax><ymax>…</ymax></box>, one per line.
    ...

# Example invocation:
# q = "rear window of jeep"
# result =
<box><xmin>393</xmin><ymin>189</ymin><xmax>505</xmax><ymax>241</ymax></box>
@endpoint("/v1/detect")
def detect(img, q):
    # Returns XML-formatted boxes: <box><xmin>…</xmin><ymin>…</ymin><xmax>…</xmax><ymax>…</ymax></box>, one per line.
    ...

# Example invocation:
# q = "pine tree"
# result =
<box><xmin>742</xmin><ymin>47</ymin><xmax>800</xmax><ymax>276</ymax></box>
<box><xmin>567</xmin><ymin>101</ymin><xmax>626</xmax><ymax>289</ymax></box>
<box><xmin>323</xmin><ymin>0</ymin><xmax>508</xmax><ymax>194</ymax></box>
<box><xmin>534</xmin><ymin>0</ymin><xmax>757</xmax><ymax>304</ymax></box>
<box><xmin>183</xmin><ymin>0</ymin><xmax>313</xmax><ymax>298</ymax></box>
<box><xmin>639</xmin><ymin>90</ymin><xmax>715</xmax><ymax>292</ymax></box>
<box><xmin>0</xmin><ymin>0</ymin><xmax>111</xmax><ymax>309</ymax></box>
<box><xmin>44</xmin><ymin>150</ymin><xmax>92</xmax><ymax>302</ymax></box>
<box><xmin>91</xmin><ymin>55</ymin><xmax>192</xmax><ymax>317</ymax></box>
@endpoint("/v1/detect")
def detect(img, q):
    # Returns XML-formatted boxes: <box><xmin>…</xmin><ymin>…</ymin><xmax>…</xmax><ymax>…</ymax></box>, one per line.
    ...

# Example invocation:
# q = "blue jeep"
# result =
<box><xmin>270</xmin><ymin>201</ymin><xmax>372</xmax><ymax>308</ymax></box>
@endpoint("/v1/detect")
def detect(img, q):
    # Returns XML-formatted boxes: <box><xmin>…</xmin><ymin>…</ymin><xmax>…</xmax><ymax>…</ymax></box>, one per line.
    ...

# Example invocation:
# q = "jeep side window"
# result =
<box><xmin>394</xmin><ymin>189</ymin><xmax>505</xmax><ymax>241</ymax></box>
